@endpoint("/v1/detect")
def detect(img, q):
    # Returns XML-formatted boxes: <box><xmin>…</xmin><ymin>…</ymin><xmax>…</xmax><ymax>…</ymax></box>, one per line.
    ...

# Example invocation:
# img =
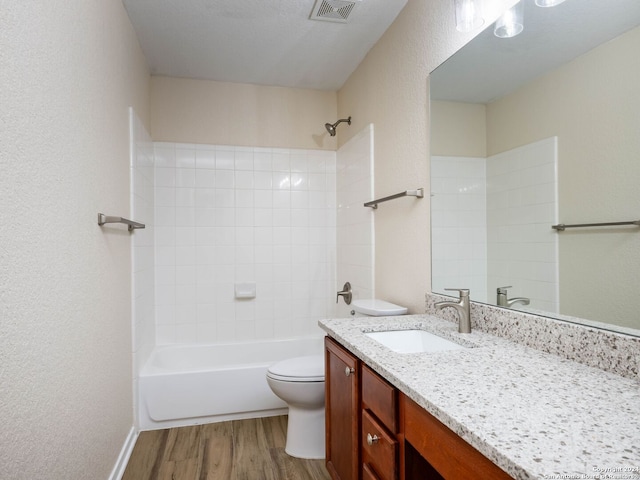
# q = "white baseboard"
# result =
<box><xmin>109</xmin><ymin>426</ymin><xmax>138</xmax><ymax>480</ymax></box>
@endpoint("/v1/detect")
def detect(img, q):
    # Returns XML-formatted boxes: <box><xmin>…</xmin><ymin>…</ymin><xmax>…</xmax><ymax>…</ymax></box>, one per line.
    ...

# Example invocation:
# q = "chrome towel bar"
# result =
<box><xmin>364</xmin><ymin>188</ymin><xmax>424</xmax><ymax>209</ymax></box>
<box><xmin>552</xmin><ymin>220</ymin><xmax>640</xmax><ymax>231</ymax></box>
<box><xmin>98</xmin><ymin>213</ymin><xmax>145</xmax><ymax>232</ymax></box>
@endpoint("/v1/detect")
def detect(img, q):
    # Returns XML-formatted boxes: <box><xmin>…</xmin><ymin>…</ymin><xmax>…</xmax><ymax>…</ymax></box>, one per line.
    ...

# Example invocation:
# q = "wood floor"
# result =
<box><xmin>123</xmin><ymin>415</ymin><xmax>331</xmax><ymax>480</ymax></box>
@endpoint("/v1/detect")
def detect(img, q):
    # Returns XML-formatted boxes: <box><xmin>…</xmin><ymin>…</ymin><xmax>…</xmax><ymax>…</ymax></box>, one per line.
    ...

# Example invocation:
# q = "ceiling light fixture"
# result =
<box><xmin>535</xmin><ymin>0</ymin><xmax>567</xmax><ymax>6</ymax></box>
<box><xmin>454</xmin><ymin>0</ymin><xmax>484</xmax><ymax>33</ymax></box>
<box><xmin>494</xmin><ymin>0</ymin><xmax>524</xmax><ymax>38</ymax></box>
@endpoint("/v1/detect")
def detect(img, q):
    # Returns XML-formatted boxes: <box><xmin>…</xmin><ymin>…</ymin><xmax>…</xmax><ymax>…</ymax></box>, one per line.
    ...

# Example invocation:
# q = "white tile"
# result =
<box><xmin>195</xmin><ymin>169</ymin><xmax>216</xmax><ymax>188</ymax></box>
<box><xmin>175</xmin><ymin>207</ymin><xmax>196</xmax><ymax>227</ymax></box>
<box><xmin>176</xmin><ymin>265</ymin><xmax>196</xmax><ymax>285</ymax></box>
<box><xmin>215</xmin><ymin>150</ymin><xmax>234</xmax><ymax>170</ymax></box>
<box><xmin>235</xmin><ymin>245</ymin><xmax>254</xmax><ymax>264</ymax></box>
<box><xmin>235</xmin><ymin>171</ymin><xmax>254</xmax><ymax>189</ymax></box>
<box><xmin>195</xmin><ymin>189</ymin><xmax>216</xmax><ymax>208</ymax></box>
<box><xmin>254</xmin><ymin>190</ymin><xmax>273</xmax><ymax>208</ymax></box>
<box><xmin>254</xmin><ymin>151</ymin><xmax>273</xmax><ymax>171</ymax></box>
<box><xmin>176</xmin><ymin>148</ymin><xmax>196</xmax><ymax>168</ymax></box>
<box><xmin>235</xmin><ymin>151</ymin><xmax>254</xmax><ymax>171</ymax></box>
<box><xmin>155</xmin><ymin>168</ymin><xmax>176</xmax><ymax>187</ymax></box>
<box><xmin>175</xmin><ymin>188</ymin><xmax>195</xmax><ymax>207</ymax></box>
<box><xmin>154</xmin><ymin>146</ymin><xmax>176</xmax><ymax>168</ymax></box>
<box><xmin>216</xmin><ymin>170</ymin><xmax>235</xmax><ymax>189</ymax></box>
<box><xmin>175</xmin><ymin>226</ymin><xmax>196</xmax><ymax>246</ymax></box>
<box><xmin>272</xmin><ymin>172</ymin><xmax>291</xmax><ymax>190</ymax></box>
<box><xmin>235</xmin><ymin>190</ymin><xmax>254</xmax><ymax>208</ymax></box>
<box><xmin>155</xmin><ymin>207</ymin><xmax>175</xmax><ymax>226</ymax></box>
<box><xmin>291</xmin><ymin>173</ymin><xmax>308</xmax><ymax>190</ymax></box>
<box><xmin>155</xmin><ymin>226</ymin><xmax>175</xmax><ymax>246</ymax></box>
<box><xmin>155</xmin><ymin>187</ymin><xmax>175</xmax><ymax>206</ymax></box>
<box><xmin>272</xmin><ymin>152</ymin><xmax>290</xmax><ymax>172</ymax></box>
<box><xmin>254</xmin><ymin>172</ymin><xmax>272</xmax><ymax>189</ymax></box>
<box><xmin>195</xmin><ymin>149</ymin><xmax>216</xmax><ymax>169</ymax></box>
<box><xmin>215</xmin><ymin>208</ymin><xmax>236</xmax><ymax>227</ymax></box>
<box><xmin>215</xmin><ymin>190</ymin><xmax>235</xmax><ymax>208</ymax></box>
<box><xmin>175</xmin><ymin>246</ymin><xmax>196</xmax><ymax>265</ymax></box>
<box><xmin>273</xmin><ymin>191</ymin><xmax>290</xmax><ymax>209</ymax></box>
<box><xmin>195</xmin><ymin>208</ymin><xmax>216</xmax><ymax>227</ymax></box>
<box><xmin>235</xmin><ymin>226</ymin><xmax>254</xmax><ymax>245</ymax></box>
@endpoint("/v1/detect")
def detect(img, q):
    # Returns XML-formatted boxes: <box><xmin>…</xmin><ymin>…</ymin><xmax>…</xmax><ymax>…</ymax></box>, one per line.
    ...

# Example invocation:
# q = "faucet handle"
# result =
<box><xmin>336</xmin><ymin>282</ymin><xmax>352</xmax><ymax>305</ymax></box>
<box><xmin>497</xmin><ymin>286</ymin><xmax>512</xmax><ymax>294</ymax></box>
<box><xmin>444</xmin><ymin>288</ymin><xmax>470</xmax><ymax>297</ymax></box>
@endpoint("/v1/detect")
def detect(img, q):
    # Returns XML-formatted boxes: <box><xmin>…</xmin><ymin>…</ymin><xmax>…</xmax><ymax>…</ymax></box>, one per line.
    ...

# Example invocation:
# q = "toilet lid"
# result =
<box><xmin>267</xmin><ymin>355</ymin><xmax>324</xmax><ymax>382</ymax></box>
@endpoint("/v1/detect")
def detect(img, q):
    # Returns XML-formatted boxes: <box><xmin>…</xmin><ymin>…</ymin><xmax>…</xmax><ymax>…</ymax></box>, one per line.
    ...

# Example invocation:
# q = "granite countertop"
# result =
<box><xmin>319</xmin><ymin>314</ymin><xmax>640</xmax><ymax>480</ymax></box>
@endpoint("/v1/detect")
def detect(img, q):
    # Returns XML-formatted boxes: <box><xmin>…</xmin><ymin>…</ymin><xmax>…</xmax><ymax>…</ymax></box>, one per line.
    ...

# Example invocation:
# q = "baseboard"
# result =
<box><xmin>109</xmin><ymin>426</ymin><xmax>138</xmax><ymax>480</ymax></box>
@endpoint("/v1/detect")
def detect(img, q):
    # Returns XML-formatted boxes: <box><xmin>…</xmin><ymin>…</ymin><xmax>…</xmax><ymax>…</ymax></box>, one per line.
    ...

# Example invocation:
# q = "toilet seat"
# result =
<box><xmin>267</xmin><ymin>355</ymin><xmax>324</xmax><ymax>382</ymax></box>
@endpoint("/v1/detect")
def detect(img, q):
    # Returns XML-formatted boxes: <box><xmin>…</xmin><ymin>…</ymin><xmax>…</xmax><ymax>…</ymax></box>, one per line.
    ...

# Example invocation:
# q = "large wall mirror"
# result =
<box><xmin>430</xmin><ymin>0</ymin><xmax>640</xmax><ymax>335</ymax></box>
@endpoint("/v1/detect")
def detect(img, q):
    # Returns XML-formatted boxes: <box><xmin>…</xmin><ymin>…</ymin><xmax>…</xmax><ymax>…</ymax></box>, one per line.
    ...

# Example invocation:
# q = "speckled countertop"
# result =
<box><xmin>319</xmin><ymin>314</ymin><xmax>640</xmax><ymax>480</ymax></box>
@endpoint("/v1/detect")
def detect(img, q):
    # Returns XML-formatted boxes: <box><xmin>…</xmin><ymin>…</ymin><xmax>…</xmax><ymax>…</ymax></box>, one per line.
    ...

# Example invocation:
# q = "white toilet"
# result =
<box><xmin>266</xmin><ymin>354</ymin><xmax>326</xmax><ymax>459</ymax></box>
<box><xmin>266</xmin><ymin>298</ymin><xmax>407</xmax><ymax>460</ymax></box>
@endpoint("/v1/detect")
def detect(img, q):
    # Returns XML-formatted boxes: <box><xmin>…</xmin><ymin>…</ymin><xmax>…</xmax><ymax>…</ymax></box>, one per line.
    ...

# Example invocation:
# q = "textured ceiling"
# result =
<box><xmin>123</xmin><ymin>0</ymin><xmax>407</xmax><ymax>91</ymax></box>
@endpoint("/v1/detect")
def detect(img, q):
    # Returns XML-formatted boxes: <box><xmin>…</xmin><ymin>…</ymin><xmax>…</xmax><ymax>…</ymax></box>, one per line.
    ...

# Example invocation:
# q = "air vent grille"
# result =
<box><xmin>310</xmin><ymin>0</ymin><xmax>358</xmax><ymax>23</ymax></box>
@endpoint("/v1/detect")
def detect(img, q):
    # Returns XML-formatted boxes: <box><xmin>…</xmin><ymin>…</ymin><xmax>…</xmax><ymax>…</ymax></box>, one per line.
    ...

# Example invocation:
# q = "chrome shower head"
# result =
<box><xmin>324</xmin><ymin>116</ymin><xmax>351</xmax><ymax>136</ymax></box>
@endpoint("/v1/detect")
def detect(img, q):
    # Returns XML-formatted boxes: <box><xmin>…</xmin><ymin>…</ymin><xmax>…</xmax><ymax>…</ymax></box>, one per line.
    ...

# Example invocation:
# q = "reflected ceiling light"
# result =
<box><xmin>535</xmin><ymin>0</ymin><xmax>566</xmax><ymax>6</ymax></box>
<box><xmin>494</xmin><ymin>0</ymin><xmax>524</xmax><ymax>38</ymax></box>
<box><xmin>454</xmin><ymin>0</ymin><xmax>484</xmax><ymax>33</ymax></box>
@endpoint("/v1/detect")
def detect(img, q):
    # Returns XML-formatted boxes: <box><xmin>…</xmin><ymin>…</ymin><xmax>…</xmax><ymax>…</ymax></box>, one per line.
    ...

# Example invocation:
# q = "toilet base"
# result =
<box><xmin>284</xmin><ymin>405</ymin><xmax>326</xmax><ymax>459</ymax></box>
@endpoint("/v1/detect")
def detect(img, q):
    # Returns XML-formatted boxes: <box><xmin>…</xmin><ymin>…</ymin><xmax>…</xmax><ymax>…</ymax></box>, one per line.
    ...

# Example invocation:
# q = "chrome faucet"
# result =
<box><xmin>496</xmin><ymin>286</ymin><xmax>530</xmax><ymax>308</ymax></box>
<box><xmin>435</xmin><ymin>288</ymin><xmax>471</xmax><ymax>333</ymax></box>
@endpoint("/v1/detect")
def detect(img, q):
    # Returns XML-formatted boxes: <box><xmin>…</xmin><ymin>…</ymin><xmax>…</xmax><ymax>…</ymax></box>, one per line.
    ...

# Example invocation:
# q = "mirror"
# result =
<box><xmin>429</xmin><ymin>0</ymin><xmax>640</xmax><ymax>335</ymax></box>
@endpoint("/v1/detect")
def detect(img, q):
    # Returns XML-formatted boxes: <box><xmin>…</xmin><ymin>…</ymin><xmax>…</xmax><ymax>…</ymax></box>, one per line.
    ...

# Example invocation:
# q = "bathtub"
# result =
<box><xmin>138</xmin><ymin>336</ymin><xmax>325</xmax><ymax>430</ymax></box>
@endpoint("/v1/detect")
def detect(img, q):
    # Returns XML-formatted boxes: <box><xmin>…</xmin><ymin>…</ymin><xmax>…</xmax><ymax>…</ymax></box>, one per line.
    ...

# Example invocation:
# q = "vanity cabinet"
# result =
<box><xmin>325</xmin><ymin>336</ymin><xmax>360</xmax><ymax>480</ymax></box>
<box><xmin>325</xmin><ymin>336</ymin><xmax>514</xmax><ymax>480</ymax></box>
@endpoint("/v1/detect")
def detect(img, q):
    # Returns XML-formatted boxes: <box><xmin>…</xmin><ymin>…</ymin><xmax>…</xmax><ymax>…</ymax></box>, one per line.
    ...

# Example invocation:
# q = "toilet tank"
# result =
<box><xmin>351</xmin><ymin>299</ymin><xmax>408</xmax><ymax>317</ymax></box>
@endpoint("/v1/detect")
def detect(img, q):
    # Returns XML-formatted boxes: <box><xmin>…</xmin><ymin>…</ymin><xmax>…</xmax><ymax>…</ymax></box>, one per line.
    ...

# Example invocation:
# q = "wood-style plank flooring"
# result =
<box><xmin>123</xmin><ymin>415</ymin><xmax>331</xmax><ymax>480</ymax></box>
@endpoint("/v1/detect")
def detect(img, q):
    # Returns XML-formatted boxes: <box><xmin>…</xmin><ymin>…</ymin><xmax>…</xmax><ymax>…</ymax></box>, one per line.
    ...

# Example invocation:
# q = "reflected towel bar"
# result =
<box><xmin>98</xmin><ymin>213</ymin><xmax>146</xmax><ymax>232</ymax></box>
<box><xmin>552</xmin><ymin>220</ymin><xmax>640</xmax><ymax>231</ymax></box>
<box><xmin>365</xmin><ymin>188</ymin><xmax>424</xmax><ymax>209</ymax></box>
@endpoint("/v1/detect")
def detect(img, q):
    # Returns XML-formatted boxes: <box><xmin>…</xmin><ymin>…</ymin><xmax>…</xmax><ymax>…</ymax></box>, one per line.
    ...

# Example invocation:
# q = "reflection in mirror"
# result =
<box><xmin>429</xmin><ymin>0</ymin><xmax>640</xmax><ymax>335</ymax></box>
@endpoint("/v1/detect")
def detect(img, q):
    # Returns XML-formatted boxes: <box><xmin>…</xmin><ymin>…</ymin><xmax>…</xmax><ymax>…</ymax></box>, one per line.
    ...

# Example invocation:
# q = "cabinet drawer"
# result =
<box><xmin>362</xmin><ymin>409</ymin><xmax>398</xmax><ymax>480</ymax></box>
<box><xmin>362</xmin><ymin>364</ymin><xmax>397</xmax><ymax>432</ymax></box>
<box><xmin>363</xmin><ymin>463</ymin><xmax>381</xmax><ymax>480</ymax></box>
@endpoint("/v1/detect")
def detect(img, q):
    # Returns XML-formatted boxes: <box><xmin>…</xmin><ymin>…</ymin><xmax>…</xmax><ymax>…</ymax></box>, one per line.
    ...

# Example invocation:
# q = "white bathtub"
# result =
<box><xmin>138</xmin><ymin>336</ymin><xmax>325</xmax><ymax>430</ymax></box>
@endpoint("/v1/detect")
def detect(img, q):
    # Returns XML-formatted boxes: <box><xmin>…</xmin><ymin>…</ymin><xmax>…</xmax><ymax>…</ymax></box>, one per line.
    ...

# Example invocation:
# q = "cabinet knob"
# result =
<box><xmin>344</xmin><ymin>366</ymin><xmax>355</xmax><ymax>377</ymax></box>
<box><xmin>366</xmin><ymin>433</ymin><xmax>379</xmax><ymax>446</ymax></box>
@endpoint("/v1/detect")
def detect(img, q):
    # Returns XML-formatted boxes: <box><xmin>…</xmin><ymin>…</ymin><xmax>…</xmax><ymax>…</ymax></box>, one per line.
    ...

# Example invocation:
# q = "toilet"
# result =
<box><xmin>266</xmin><ymin>354</ymin><xmax>326</xmax><ymax>459</ymax></box>
<box><xmin>266</xmin><ymin>298</ymin><xmax>407</xmax><ymax>459</ymax></box>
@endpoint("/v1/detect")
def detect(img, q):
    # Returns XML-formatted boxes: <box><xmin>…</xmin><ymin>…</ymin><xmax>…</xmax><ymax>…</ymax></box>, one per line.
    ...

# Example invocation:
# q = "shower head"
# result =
<box><xmin>324</xmin><ymin>116</ymin><xmax>351</xmax><ymax>136</ymax></box>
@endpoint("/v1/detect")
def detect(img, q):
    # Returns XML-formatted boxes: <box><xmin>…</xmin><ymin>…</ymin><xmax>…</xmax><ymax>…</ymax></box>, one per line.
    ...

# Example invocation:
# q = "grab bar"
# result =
<box><xmin>552</xmin><ymin>220</ymin><xmax>640</xmax><ymax>231</ymax></box>
<box><xmin>98</xmin><ymin>213</ymin><xmax>146</xmax><ymax>232</ymax></box>
<box><xmin>364</xmin><ymin>188</ymin><xmax>424</xmax><ymax>209</ymax></box>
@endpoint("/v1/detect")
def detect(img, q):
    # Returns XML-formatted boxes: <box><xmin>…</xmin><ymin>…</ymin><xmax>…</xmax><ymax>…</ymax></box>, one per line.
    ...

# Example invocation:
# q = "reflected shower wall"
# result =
<box><xmin>432</xmin><ymin>137</ymin><xmax>559</xmax><ymax>311</ymax></box>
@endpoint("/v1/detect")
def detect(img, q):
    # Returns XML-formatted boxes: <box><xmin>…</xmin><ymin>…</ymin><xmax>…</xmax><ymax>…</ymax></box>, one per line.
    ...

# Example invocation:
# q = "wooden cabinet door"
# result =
<box><xmin>325</xmin><ymin>336</ymin><xmax>360</xmax><ymax>480</ymax></box>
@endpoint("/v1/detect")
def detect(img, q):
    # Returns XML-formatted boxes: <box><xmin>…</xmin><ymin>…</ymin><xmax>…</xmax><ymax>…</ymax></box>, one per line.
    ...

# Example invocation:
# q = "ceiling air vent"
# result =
<box><xmin>310</xmin><ymin>0</ymin><xmax>360</xmax><ymax>23</ymax></box>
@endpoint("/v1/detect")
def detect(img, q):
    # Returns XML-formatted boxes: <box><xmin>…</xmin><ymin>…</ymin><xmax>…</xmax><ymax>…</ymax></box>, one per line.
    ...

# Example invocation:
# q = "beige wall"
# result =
<box><xmin>150</xmin><ymin>76</ymin><xmax>338</xmax><ymax>150</ymax></box>
<box><xmin>336</xmin><ymin>0</ymin><xmax>515</xmax><ymax>313</ymax></box>
<box><xmin>431</xmin><ymin>101</ymin><xmax>487</xmax><ymax>157</ymax></box>
<box><xmin>0</xmin><ymin>1</ymin><xmax>149</xmax><ymax>479</ymax></box>
<box><xmin>486</xmin><ymin>26</ymin><xmax>640</xmax><ymax>328</ymax></box>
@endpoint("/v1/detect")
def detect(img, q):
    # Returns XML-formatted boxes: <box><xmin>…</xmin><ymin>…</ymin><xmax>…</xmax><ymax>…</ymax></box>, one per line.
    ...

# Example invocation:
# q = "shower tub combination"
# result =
<box><xmin>138</xmin><ymin>336</ymin><xmax>325</xmax><ymax>430</ymax></box>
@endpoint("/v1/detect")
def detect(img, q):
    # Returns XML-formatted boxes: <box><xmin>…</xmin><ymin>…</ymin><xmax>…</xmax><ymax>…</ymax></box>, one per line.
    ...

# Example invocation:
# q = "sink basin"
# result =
<box><xmin>365</xmin><ymin>329</ymin><xmax>466</xmax><ymax>354</ymax></box>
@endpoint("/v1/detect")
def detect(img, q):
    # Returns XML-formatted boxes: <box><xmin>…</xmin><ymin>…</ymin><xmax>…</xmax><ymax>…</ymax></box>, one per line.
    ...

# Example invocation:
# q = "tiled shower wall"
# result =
<box><xmin>129</xmin><ymin>108</ymin><xmax>155</xmax><ymax>422</ymax></box>
<box><xmin>336</xmin><ymin>124</ymin><xmax>375</xmax><ymax>317</ymax></box>
<box><xmin>431</xmin><ymin>156</ymin><xmax>488</xmax><ymax>302</ymax></box>
<box><xmin>486</xmin><ymin>137</ymin><xmax>558</xmax><ymax>313</ymax></box>
<box><xmin>153</xmin><ymin>143</ymin><xmax>337</xmax><ymax>344</ymax></box>
<box><xmin>431</xmin><ymin>137</ymin><xmax>558</xmax><ymax>310</ymax></box>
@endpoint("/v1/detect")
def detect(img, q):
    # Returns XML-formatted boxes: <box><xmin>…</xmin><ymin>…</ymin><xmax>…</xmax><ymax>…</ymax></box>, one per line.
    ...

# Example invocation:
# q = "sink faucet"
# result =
<box><xmin>435</xmin><ymin>288</ymin><xmax>471</xmax><ymax>333</ymax></box>
<box><xmin>496</xmin><ymin>286</ymin><xmax>530</xmax><ymax>308</ymax></box>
